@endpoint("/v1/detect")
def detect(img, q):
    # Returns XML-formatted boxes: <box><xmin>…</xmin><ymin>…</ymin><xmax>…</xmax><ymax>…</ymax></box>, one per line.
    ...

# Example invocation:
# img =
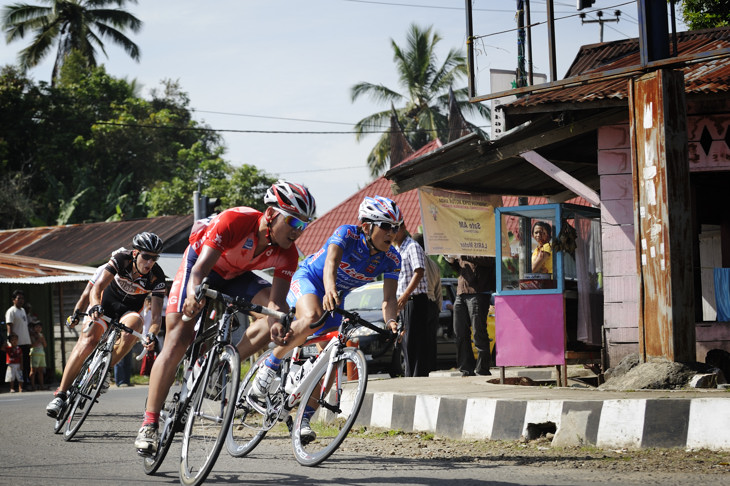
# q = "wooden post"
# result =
<box><xmin>629</xmin><ymin>69</ymin><xmax>695</xmax><ymax>363</ymax></box>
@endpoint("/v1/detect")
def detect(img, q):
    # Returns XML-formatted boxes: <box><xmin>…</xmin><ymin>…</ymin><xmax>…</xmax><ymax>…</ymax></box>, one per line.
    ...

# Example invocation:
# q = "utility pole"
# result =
<box><xmin>580</xmin><ymin>10</ymin><xmax>621</xmax><ymax>43</ymax></box>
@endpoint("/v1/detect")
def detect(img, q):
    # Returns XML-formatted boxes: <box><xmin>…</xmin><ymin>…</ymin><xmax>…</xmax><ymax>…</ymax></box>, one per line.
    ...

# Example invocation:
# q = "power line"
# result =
<box><xmin>191</xmin><ymin>109</ymin><xmax>357</xmax><ymax>126</ymax></box>
<box><xmin>81</xmin><ymin>119</ymin><xmax>490</xmax><ymax>135</ymax></box>
<box><xmin>471</xmin><ymin>1</ymin><xmax>636</xmax><ymax>40</ymax></box>
<box><xmin>341</xmin><ymin>0</ymin><xmax>515</xmax><ymax>13</ymax></box>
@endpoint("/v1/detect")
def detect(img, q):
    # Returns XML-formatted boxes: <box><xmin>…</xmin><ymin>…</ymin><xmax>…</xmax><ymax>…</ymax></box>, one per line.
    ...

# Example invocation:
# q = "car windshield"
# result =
<box><xmin>344</xmin><ymin>286</ymin><xmax>382</xmax><ymax>311</ymax></box>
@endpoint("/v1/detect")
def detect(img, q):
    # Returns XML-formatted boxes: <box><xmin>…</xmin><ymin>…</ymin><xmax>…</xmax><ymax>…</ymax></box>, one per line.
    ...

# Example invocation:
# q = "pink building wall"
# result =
<box><xmin>598</xmin><ymin>103</ymin><xmax>730</xmax><ymax>366</ymax></box>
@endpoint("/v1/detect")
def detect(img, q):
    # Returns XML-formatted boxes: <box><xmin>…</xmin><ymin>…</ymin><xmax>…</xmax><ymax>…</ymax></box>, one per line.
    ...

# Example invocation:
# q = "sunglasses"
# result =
<box><xmin>139</xmin><ymin>253</ymin><xmax>160</xmax><ymax>262</ymax></box>
<box><xmin>373</xmin><ymin>221</ymin><xmax>400</xmax><ymax>233</ymax></box>
<box><xmin>273</xmin><ymin>208</ymin><xmax>308</xmax><ymax>231</ymax></box>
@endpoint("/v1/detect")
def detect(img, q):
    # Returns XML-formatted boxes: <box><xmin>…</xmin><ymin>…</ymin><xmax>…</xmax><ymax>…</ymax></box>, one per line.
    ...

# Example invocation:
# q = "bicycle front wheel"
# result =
<box><xmin>143</xmin><ymin>358</ymin><xmax>188</xmax><ymax>475</ymax></box>
<box><xmin>53</xmin><ymin>390</ymin><xmax>74</xmax><ymax>434</ymax></box>
<box><xmin>225</xmin><ymin>350</ymin><xmax>272</xmax><ymax>457</ymax></box>
<box><xmin>291</xmin><ymin>347</ymin><xmax>368</xmax><ymax>466</ymax></box>
<box><xmin>179</xmin><ymin>345</ymin><xmax>240</xmax><ymax>486</ymax></box>
<box><xmin>63</xmin><ymin>351</ymin><xmax>111</xmax><ymax>441</ymax></box>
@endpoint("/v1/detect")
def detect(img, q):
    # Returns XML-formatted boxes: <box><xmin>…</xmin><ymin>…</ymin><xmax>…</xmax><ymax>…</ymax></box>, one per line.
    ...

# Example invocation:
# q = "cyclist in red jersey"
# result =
<box><xmin>135</xmin><ymin>180</ymin><xmax>316</xmax><ymax>456</ymax></box>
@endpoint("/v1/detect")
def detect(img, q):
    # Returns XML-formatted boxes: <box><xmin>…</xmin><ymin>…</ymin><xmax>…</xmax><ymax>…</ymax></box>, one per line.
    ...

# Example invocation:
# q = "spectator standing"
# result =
<box><xmin>394</xmin><ymin>223</ymin><xmax>429</xmax><ymax>377</ymax></box>
<box><xmin>5</xmin><ymin>290</ymin><xmax>31</xmax><ymax>388</ymax></box>
<box><xmin>5</xmin><ymin>333</ymin><xmax>23</xmax><ymax>392</ymax></box>
<box><xmin>445</xmin><ymin>255</ymin><xmax>496</xmax><ymax>376</ymax></box>
<box><xmin>29</xmin><ymin>322</ymin><xmax>47</xmax><ymax>391</ymax></box>
<box><xmin>413</xmin><ymin>233</ymin><xmax>442</xmax><ymax>374</ymax></box>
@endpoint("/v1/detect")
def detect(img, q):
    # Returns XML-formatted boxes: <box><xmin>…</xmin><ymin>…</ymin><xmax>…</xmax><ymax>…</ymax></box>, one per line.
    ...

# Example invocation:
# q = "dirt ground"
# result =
<box><xmin>342</xmin><ymin>427</ymin><xmax>730</xmax><ymax>474</ymax></box>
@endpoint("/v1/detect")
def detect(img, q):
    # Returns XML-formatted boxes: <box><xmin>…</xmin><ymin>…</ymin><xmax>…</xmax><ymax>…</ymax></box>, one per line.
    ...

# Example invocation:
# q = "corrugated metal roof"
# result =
<box><xmin>0</xmin><ymin>215</ymin><xmax>193</xmax><ymax>267</ymax></box>
<box><xmin>296</xmin><ymin>141</ymin><xmax>442</xmax><ymax>256</ymax></box>
<box><xmin>507</xmin><ymin>27</ymin><xmax>730</xmax><ymax>109</ymax></box>
<box><xmin>296</xmin><ymin>176</ymin><xmax>423</xmax><ymax>256</ymax></box>
<box><xmin>0</xmin><ymin>253</ymin><xmax>96</xmax><ymax>284</ymax></box>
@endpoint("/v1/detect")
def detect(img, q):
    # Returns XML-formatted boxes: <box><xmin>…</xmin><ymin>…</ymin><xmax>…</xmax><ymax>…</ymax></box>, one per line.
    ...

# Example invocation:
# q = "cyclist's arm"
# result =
<box><xmin>322</xmin><ymin>243</ymin><xmax>344</xmax><ymax>311</ymax></box>
<box><xmin>382</xmin><ymin>278</ymin><xmax>399</xmax><ymax>332</ymax></box>
<box><xmin>74</xmin><ymin>281</ymin><xmax>93</xmax><ymax>313</ymax></box>
<box><xmin>268</xmin><ymin>277</ymin><xmax>290</xmax><ymax>314</ymax></box>
<box><xmin>147</xmin><ymin>295</ymin><xmax>164</xmax><ymax>336</ymax></box>
<box><xmin>89</xmin><ymin>268</ymin><xmax>114</xmax><ymax>310</ymax></box>
<box><xmin>183</xmin><ymin>245</ymin><xmax>221</xmax><ymax>316</ymax></box>
<box><xmin>268</xmin><ymin>276</ymin><xmax>292</xmax><ymax>344</ymax></box>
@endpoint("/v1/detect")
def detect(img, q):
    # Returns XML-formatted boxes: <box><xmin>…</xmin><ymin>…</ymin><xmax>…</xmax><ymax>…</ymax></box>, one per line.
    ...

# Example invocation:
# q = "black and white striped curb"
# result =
<box><xmin>349</xmin><ymin>392</ymin><xmax>730</xmax><ymax>451</ymax></box>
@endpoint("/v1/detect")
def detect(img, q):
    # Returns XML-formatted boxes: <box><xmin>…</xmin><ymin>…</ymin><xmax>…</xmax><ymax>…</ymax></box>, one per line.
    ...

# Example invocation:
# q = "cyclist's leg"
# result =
<box><xmin>144</xmin><ymin>248</ymin><xmax>199</xmax><ymax>417</ymax></box>
<box><xmin>56</xmin><ymin>318</ymin><xmax>105</xmax><ymax>392</ymax></box>
<box><xmin>216</xmin><ymin>271</ymin><xmax>273</xmax><ymax>362</ymax></box>
<box><xmin>110</xmin><ymin>311</ymin><xmax>144</xmax><ymax>366</ymax></box>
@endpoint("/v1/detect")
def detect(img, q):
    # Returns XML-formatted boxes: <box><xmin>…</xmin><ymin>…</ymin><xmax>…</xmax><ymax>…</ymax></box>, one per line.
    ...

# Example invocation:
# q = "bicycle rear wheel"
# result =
<box><xmin>291</xmin><ymin>347</ymin><xmax>368</xmax><ymax>466</ymax></box>
<box><xmin>179</xmin><ymin>345</ymin><xmax>240</xmax><ymax>486</ymax></box>
<box><xmin>225</xmin><ymin>350</ymin><xmax>272</xmax><ymax>457</ymax></box>
<box><xmin>143</xmin><ymin>358</ymin><xmax>188</xmax><ymax>475</ymax></box>
<box><xmin>63</xmin><ymin>351</ymin><xmax>111</xmax><ymax>441</ymax></box>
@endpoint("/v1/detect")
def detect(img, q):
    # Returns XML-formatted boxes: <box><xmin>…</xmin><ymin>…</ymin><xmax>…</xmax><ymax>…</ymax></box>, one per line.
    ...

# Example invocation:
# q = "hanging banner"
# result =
<box><xmin>418</xmin><ymin>186</ymin><xmax>502</xmax><ymax>256</ymax></box>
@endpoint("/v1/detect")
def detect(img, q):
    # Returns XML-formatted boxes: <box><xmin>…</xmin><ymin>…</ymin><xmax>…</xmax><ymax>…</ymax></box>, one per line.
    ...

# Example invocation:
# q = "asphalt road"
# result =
<box><xmin>1</xmin><ymin>386</ymin><xmax>727</xmax><ymax>486</ymax></box>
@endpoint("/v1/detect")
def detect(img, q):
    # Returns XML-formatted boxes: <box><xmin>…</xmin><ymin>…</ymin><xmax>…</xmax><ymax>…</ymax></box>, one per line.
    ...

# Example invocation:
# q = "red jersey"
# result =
<box><xmin>189</xmin><ymin>207</ymin><xmax>299</xmax><ymax>281</ymax></box>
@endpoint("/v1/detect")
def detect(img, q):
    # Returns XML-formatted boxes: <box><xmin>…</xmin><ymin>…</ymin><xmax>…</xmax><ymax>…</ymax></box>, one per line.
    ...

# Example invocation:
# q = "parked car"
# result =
<box><xmin>320</xmin><ymin>279</ymin><xmax>463</xmax><ymax>377</ymax></box>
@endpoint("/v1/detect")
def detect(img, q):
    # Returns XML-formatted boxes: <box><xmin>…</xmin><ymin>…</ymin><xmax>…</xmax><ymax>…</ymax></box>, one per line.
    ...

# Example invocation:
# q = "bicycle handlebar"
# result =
<box><xmin>309</xmin><ymin>307</ymin><xmax>394</xmax><ymax>338</ymax></box>
<box><xmin>79</xmin><ymin>312</ymin><xmax>149</xmax><ymax>361</ymax></box>
<box><xmin>183</xmin><ymin>279</ymin><xmax>295</xmax><ymax>333</ymax></box>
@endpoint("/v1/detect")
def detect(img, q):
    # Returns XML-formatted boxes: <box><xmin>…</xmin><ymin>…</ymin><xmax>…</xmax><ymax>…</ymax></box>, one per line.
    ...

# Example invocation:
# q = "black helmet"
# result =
<box><xmin>132</xmin><ymin>232</ymin><xmax>164</xmax><ymax>254</ymax></box>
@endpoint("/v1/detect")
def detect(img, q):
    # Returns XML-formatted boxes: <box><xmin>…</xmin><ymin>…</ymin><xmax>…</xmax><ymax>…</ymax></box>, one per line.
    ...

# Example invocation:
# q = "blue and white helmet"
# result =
<box><xmin>358</xmin><ymin>196</ymin><xmax>402</xmax><ymax>225</ymax></box>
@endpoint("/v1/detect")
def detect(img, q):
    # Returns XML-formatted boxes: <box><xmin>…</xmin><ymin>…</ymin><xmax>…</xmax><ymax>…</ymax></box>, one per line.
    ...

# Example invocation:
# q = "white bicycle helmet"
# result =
<box><xmin>358</xmin><ymin>196</ymin><xmax>403</xmax><ymax>225</ymax></box>
<box><xmin>132</xmin><ymin>232</ymin><xmax>164</xmax><ymax>254</ymax></box>
<box><xmin>264</xmin><ymin>180</ymin><xmax>316</xmax><ymax>221</ymax></box>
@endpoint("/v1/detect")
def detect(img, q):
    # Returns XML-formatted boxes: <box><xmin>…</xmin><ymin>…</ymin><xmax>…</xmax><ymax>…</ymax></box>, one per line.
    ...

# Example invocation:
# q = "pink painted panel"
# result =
<box><xmin>687</xmin><ymin>114</ymin><xmax>729</xmax><ymax>140</ymax></box>
<box><xmin>604</xmin><ymin>275</ymin><xmax>638</xmax><ymax>302</ymax></box>
<box><xmin>601</xmin><ymin>198</ymin><xmax>634</xmax><ymax>226</ymax></box>
<box><xmin>601</xmin><ymin>224</ymin><xmax>635</xmax><ymax>251</ymax></box>
<box><xmin>495</xmin><ymin>294</ymin><xmax>565</xmax><ymax>366</ymax></box>
<box><xmin>605</xmin><ymin>326</ymin><xmax>639</xmax><ymax>343</ymax></box>
<box><xmin>598</xmin><ymin>149</ymin><xmax>632</xmax><ymax>175</ymax></box>
<box><xmin>599</xmin><ymin>174</ymin><xmax>633</xmax><ymax>200</ymax></box>
<box><xmin>603</xmin><ymin>248</ymin><xmax>637</xmax><ymax>276</ymax></box>
<box><xmin>598</xmin><ymin>124</ymin><xmax>630</xmax><ymax>150</ymax></box>
<box><xmin>696</xmin><ymin>322</ymin><xmax>730</xmax><ymax>341</ymax></box>
<box><xmin>604</xmin><ymin>302</ymin><xmax>639</xmax><ymax>328</ymax></box>
<box><xmin>688</xmin><ymin>141</ymin><xmax>730</xmax><ymax>171</ymax></box>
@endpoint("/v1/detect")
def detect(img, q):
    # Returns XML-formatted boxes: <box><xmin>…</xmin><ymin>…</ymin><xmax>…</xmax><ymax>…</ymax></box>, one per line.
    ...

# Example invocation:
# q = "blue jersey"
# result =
<box><xmin>294</xmin><ymin>224</ymin><xmax>401</xmax><ymax>296</ymax></box>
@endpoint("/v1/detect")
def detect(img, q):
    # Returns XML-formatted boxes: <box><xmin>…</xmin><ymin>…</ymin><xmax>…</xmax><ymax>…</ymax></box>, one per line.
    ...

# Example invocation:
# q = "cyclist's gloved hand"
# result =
<box><xmin>89</xmin><ymin>304</ymin><xmax>104</xmax><ymax>318</ymax></box>
<box><xmin>66</xmin><ymin>309</ymin><xmax>83</xmax><ymax>328</ymax></box>
<box><xmin>145</xmin><ymin>332</ymin><xmax>159</xmax><ymax>352</ymax></box>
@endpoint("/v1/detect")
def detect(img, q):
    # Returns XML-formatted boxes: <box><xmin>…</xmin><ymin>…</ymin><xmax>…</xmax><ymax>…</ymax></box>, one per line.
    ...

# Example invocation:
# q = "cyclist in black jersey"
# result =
<box><xmin>46</xmin><ymin>233</ymin><xmax>167</xmax><ymax>418</ymax></box>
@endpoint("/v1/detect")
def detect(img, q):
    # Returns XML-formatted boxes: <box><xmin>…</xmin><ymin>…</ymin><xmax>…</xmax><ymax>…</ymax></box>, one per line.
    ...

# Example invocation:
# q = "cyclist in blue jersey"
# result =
<box><xmin>251</xmin><ymin>195</ymin><xmax>403</xmax><ymax>441</ymax></box>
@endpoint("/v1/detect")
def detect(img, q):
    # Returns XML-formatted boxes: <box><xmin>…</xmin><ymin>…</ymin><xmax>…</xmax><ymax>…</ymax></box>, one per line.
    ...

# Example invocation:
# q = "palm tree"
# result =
<box><xmin>351</xmin><ymin>23</ymin><xmax>490</xmax><ymax>177</ymax></box>
<box><xmin>2</xmin><ymin>0</ymin><xmax>142</xmax><ymax>83</ymax></box>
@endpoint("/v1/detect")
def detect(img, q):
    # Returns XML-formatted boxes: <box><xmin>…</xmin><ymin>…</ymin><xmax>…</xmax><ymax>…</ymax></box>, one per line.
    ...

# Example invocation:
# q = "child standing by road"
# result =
<box><xmin>29</xmin><ymin>323</ymin><xmax>47</xmax><ymax>391</ymax></box>
<box><xmin>5</xmin><ymin>333</ymin><xmax>23</xmax><ymax>393</ymax></box>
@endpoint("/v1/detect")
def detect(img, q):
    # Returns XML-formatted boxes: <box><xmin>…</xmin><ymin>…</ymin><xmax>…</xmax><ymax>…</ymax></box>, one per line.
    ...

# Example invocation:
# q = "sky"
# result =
<box><xmin>0</xmin><ymin>0</ymin><xmax>684</xmax><ymax>216</ymax></box>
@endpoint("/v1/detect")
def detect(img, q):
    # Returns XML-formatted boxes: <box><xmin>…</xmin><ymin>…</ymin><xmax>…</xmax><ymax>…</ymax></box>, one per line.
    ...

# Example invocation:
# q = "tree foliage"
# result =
<box><xmin>1</xmin><ymin>0</ymin><xmax>142</xmax><ymax>83</ymax></box>
<box><xmin>0</xmin><ymin>56</ymin><xmax>276</xmax><ymax>229</ymax></box>
<box><xmin>351</xmin><ymin>23</ymin><xmax>490</xmax><ymax>177</ymax></box>
<box><xmin>679</xmin><ymin>0</ymin><xmax>730</xmax><ymax>30</ymax></box>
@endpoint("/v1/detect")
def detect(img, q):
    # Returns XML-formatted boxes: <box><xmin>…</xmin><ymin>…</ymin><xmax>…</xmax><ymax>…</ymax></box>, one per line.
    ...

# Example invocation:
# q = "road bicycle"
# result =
<box><xmin>52</xmin><ymin>313</ymin><xmax>148</xmax><ymax>441</ymax></box>
<box><xmin>141</xmin><ymin>280</ymin><xmax>292</xmax><ymax>486</ymax></box>
<box><xmin>226</xmin><ymin>305</ymin><xmax>394</xmax><ymax>466</ymax></box>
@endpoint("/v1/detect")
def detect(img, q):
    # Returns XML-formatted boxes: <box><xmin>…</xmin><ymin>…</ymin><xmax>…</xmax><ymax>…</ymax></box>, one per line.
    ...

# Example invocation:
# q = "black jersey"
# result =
<box><xmin>100</xmin><ymin>250</ymin><xmax>166</xmax><ymax>319</ymax></box>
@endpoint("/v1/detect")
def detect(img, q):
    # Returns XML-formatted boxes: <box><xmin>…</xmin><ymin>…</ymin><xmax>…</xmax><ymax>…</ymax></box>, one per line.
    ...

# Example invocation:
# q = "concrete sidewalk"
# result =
<box><xmin>351</xmin><ymin>369</ymin><xmax>730</xmax><ymax>451</ymax></box>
